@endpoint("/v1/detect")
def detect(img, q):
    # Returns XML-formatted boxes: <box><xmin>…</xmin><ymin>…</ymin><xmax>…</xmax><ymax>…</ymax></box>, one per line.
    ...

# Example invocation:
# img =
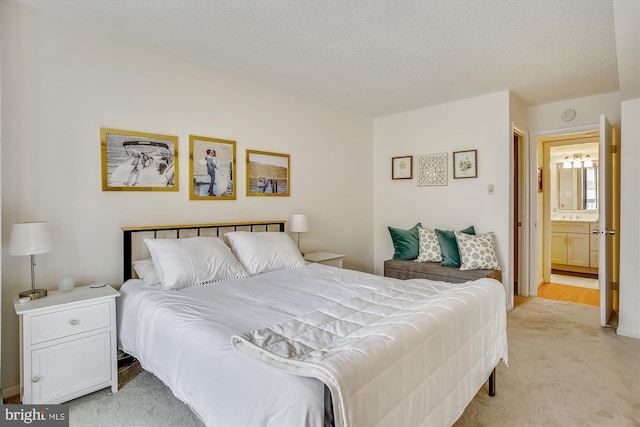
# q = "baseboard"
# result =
<box><xmin>616</xmin><ymin>327</ymin><xmax>640</xmax><ymax>339</ymax></box>
<box><xmin>2</xmin><ymin>384</ymin><xmax>20</xmax><ymax>402</ymax></box>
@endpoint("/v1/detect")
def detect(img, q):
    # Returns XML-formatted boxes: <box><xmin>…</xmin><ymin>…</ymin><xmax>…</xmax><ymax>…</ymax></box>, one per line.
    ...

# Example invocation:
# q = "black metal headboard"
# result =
<box><xmin>122</xmin><ymin>220</ymin><xmax>286</xmax><ymax>282</ymax></box>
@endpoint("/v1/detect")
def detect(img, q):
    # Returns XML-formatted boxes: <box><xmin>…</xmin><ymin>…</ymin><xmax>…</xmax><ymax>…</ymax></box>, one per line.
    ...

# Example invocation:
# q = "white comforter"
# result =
<box><xmin>233</xmin><ymin>276</ymin><xmax>507</xmax><ymax>427</ymax></box>
<box><xmin>117</xmin><ymin>264</ymin><xmax>507</xmax><ymax>426</ymax></box>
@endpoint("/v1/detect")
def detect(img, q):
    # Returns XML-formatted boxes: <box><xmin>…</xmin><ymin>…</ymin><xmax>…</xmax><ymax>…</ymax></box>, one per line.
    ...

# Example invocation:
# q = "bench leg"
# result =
<box><xmin>488</xmin><ymin>368</ymin><xmax>496</xmax><ymax>397</ymax></box>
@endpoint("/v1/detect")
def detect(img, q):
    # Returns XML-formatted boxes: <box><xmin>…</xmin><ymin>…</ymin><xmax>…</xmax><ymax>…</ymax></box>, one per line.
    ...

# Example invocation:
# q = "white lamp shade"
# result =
<box><xmin>289</xmin><ymin>214</ymin><xmax>309</xmax><ymax>233</ymax></box>
<box><xmin>9</xmin><ymin>222</ymin><xmax>53</xmax><ymax>256</ymax></box>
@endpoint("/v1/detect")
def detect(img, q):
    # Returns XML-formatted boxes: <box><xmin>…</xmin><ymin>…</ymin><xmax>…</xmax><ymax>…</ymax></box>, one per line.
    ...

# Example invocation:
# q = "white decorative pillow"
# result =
<box><xmin>132</xmin><ymin>259</ymin><xmax>160</xmax><ymax>286</ymax></box>
<box><xmin>415</xmin><ymin>227</ymin><xmax>442</xmax><ymax>262</ymax></box>
<box><xmin>225</xmin><ymin>231</ymin><xmax>306</xmax><ymax>275</ymax></box>
<box><xmin>454</xmin><ymin>231</ymin><xmax>501</xmax><ymax>271</ymax></box>
<box><xmin>145</xmin><ymin>237</ymin><xmax>247</xmax><ymax>290</ymax></box>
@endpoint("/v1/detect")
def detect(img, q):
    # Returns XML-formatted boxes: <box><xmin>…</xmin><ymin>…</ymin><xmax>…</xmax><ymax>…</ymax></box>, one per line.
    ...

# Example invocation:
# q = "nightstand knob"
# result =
<box><xmin>31</xmin><ymin>376</ymin><xmax>40</xmax><ymax>383</ymax></box>
<box><xmin>69</xmin><ymin>319</ymin><xmax>79</xmax><ymax>326</ymax></box>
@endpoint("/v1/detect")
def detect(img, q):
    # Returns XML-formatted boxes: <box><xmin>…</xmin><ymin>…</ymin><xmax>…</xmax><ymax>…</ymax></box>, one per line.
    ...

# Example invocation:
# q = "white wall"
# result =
<box><xmin>528</xmin><ymin>93</ymin><xmax>622</xmax><ymax>132</ymax></box>
<box><xmin>617</xmin><ymin>98</ymin><xmax>640</xmax><ymax>339</ymax></box>
<box><xmin>0</xmin><ymin>3</ymin><xmax>374</xmax><ymax>390</ymax></box>
<box><xmin>373</xmin><ymin>92</ymin><xmax>512</xmax><ymax>305</ymax></box>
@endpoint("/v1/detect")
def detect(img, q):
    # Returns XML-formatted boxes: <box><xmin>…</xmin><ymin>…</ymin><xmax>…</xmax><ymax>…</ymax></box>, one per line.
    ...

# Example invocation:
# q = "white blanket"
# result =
<box><xmin>233</xmin><ymin>277</ymin><xmax>508</xmax><ymax>427</ymax></box>
<box><xmin>119</xmin><ymin>264</ymin><xmax>427</xmax><ymax>426</ymax></box>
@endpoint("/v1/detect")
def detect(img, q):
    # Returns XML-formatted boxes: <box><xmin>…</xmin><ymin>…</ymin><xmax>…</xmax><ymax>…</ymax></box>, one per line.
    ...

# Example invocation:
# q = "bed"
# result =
<box><xmin>117</xmin><ymin>221</ymin><xmax>508</xmax><ymax>427</ymax></box>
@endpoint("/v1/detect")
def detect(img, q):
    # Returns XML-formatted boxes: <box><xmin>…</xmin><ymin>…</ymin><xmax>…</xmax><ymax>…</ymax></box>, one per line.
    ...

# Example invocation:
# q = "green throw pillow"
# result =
<box><xmin>435</xmin><ymin>225</ymin><xmax>475</xmax><ymax>267</ymax></box>
<box><xmin>388</xmin><ymin>223</ymin><xmax>422</xmax><ymax>260</ymax></box>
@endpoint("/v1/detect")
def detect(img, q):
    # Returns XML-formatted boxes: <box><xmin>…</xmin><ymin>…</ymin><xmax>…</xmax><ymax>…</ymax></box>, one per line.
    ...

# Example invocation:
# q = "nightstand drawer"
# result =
<box><xmin>31</xmin><ymin>302</ymin><xmax>112</xmax><ymax>344</ymax></box>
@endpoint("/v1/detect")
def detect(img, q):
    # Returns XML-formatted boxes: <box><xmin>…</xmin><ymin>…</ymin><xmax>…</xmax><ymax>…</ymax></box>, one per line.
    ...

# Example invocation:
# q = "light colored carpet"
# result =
<box><xmin>68</xmin><ymin>297</ymin><xmax>640</xmax><ymax>426</ymax></box>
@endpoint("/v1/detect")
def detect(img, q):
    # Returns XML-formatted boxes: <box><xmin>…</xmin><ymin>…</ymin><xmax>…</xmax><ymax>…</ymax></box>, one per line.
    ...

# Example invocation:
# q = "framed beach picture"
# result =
<box><xmin>189</xmin><ymin>135</ymin><xmax>237</xmax><ymax>200</ymax></box>
<box><xmin>392</xmin><ymin>156</ymin><xmax>413</xmax><ymax>180</ymax></box>
<box><xmin>417</xmin><ymin>153</ymin><xmax>448</xmax><ymax>186</ymax></box>
<box><xmin>453</xmin><ymin>149</ymin><xmax>478</xmax><ymax>179</ymax></box>
<box><xmin>101</xmin><ymin>128</ymin><xmax>178</xmax><ymax>191</ymax></box>
<box><xmin>246</xmin><ymin>150</ymin><xmax>290</xmax><ymax>197</ymax></box>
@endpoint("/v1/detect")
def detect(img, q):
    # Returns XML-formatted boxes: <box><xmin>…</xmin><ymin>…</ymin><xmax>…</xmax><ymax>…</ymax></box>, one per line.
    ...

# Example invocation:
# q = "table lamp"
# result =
<box><xmin>289</xmin><ymin>213</ymin><xmax>309</xmax><ymax>250</ymax></box>
<box><xmin>9</xmin><ymin>221</ymin><xmax>53</xmax><ymax>300</ymax></box>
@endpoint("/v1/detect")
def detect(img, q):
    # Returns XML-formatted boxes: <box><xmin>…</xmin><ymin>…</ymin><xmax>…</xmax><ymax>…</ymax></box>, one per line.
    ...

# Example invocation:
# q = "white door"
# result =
<box><xmin>598</xmin><ymin>115</ymin><xmax>614</xmax><ymax>327</ymax></box>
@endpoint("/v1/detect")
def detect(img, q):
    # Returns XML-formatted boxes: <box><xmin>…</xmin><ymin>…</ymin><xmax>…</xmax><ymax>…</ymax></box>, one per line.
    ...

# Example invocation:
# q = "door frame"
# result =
<box><xmin>528</xmin><ymin>124</ymin><xmax>600</xmax><ymax>296</ymax></box>
<box><xmin>513</xmin><ymin>127</ymin><xmax>528</xmax><ymax>296</ymax></box>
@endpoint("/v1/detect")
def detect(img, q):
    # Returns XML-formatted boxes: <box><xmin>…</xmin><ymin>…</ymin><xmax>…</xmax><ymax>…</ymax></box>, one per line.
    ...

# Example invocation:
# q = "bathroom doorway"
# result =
<box><xmin>532</xmin><ymin>117</ymin><xmax>619</xmax><ymax>326</ymax></box>
<box><xmin>538</xmin><ymin>131</ymin><xmax>601</xmax><ymax>306</ymax></box>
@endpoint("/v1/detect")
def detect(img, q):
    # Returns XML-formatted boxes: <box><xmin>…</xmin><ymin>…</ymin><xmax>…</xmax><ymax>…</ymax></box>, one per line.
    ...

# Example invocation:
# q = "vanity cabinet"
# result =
<box><xmin>551</xmin><ymin>221</ymin><xmax>598</xmax><ymax>273</ymax></box>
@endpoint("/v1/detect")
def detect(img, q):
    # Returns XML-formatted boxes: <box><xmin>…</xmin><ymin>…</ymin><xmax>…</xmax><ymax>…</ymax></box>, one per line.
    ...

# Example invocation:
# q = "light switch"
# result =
<box><xmin>488</xmin><ymin>184</ymin><xmax>495</xmax><ymax>195</ymax></box>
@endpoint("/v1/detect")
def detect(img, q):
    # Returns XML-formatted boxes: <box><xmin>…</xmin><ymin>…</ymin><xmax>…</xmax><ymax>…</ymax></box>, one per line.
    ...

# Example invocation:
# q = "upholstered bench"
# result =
<box><xmin>384</xmin><ymin>259</ymin><xmax>502</xmax><ymax>283</ymax></box>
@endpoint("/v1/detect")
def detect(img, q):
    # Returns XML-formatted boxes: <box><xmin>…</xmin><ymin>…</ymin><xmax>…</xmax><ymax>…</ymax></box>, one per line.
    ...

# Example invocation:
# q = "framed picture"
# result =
<box><xmin>246</xmin><ymin>150</ymin><xmax>290</xmax><ymax>196</ymax></box>
<box><xmin>417</xmin><ymin>153</ymin><xmax>448</xmax><ymax>186</ymax></box>
<box><xmin>538</xmin><ymin>167</ymin><xmax>543</xmax><ymax>192</ymax></box>
<box><xmin>101</xmin><ymin>128</ymin><xmax>178</xmax><ymax>191</ymax></box>
<box><xmin>392</xmin><ymin>156</ymin><xmax>413</xmax><ymax>180</ymax></box>
<box><xmin>453</xmin><ymin>149</ymin><xmax>478</xmax><ymax>179</ymax></box>
<box><xmin>189</xmin><ymin>135</ymin><xmax>237</xmax><ymax>200</ymax></box>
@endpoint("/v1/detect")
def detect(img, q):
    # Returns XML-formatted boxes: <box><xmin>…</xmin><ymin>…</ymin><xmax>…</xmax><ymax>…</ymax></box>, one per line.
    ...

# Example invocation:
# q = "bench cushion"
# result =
<box><xmin>384</xmin><ymin>259</ymin><xmax>502</xmax><ymax>283</ymax></box>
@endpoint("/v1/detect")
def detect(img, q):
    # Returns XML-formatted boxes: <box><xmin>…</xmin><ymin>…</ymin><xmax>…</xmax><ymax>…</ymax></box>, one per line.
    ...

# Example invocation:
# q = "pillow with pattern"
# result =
<box><xmin>415</xmin><ymin>227</ymin><xmax>442</xmax><ymax>262</ymax></box>
<box><xmin>454</xmin><ymin>231</ymin><xmax>501</xmax><ymax>271</ymax></box>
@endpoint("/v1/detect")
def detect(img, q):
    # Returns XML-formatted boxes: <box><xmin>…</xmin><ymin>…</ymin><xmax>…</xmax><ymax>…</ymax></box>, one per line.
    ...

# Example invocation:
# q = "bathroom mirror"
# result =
<box><xmin>557</xmin><ymin>163</ymin><xmax>598</xmax><ymax>210</ymax></box>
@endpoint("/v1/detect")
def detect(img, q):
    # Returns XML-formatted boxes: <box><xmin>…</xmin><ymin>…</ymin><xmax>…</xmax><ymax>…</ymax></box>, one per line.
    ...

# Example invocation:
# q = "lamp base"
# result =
<box><xmin>19</xmin><ymin>289</ymin><xmax>48</xmax><ymax>300</ymax></box>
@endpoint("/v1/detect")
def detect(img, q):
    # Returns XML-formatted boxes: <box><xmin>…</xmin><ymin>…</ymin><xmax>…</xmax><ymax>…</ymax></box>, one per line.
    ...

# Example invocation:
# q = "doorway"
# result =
<box><xmin>513</xmin><ymin>130</ymin><xmax>526</xmax><ymax>296</ymax></box>
<box><xmin>535</xmin><ymin>125</ymin><xmax>620</xmax><ymax>317</ymax></box>
<box><xmin>538</xmin><ymin>131</ymin><xmax>601</xmax><ymax>306</ymax></box>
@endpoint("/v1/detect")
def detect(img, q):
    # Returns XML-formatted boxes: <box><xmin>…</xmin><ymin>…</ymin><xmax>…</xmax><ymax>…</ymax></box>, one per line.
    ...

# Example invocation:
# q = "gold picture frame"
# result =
<box><xmin>189</xmin><ymin>135</ymin><xmax>237</xmax><ymax>200</ymax></box>
<box><xmin>101</xmin><ymin>128</ymin><xmax>178</xmax><ymax>191</ymax></box>
<box><xmin>392</xmin><ymin>155</ymin><xmax>413</xmax><ymax>180</ymax></box>
<box><xmin>246</xmin><ymin>150</ymin><xmax>290</xmax><ymax>197</ymax></box>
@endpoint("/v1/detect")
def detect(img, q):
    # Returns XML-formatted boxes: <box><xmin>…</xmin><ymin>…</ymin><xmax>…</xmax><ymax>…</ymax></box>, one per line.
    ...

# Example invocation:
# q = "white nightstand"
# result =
<box><xmin>14</xmin><ymin>284</ymin><xmax>120</xmax><ymax>404</ymax></box>
<box><xmin>304</xmin><ymin>252</ymin><xmax>345</xmax><ymax>268</ymax></box>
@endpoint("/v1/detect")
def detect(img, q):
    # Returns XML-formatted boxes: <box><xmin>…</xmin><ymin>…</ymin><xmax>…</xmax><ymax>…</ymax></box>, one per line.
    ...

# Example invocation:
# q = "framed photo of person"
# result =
<box><xmin>189</xmin><ymin>135</ymin><xmax>237</xmax><ymax>200</ymax></box>
<box><xmin>101</xmin><ymin>128</ymin><xmax>178</xmax><ymax>191</ymax></box>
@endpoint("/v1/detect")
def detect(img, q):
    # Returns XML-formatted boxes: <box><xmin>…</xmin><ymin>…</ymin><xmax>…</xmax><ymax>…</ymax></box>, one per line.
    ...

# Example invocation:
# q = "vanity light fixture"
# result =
<box><xmin>573</xmin><ymin>156</ymin><xmax>583</xmax><ymax>168</ymax></box>
<box><xmin>583</xmin><ymin>155</ymin><xmax>593</xmax><ymax>168</ymax></box>
<box><xmin>562</xmin><ymin>156</ymin><xmax>573</xmax><ymax>169</ymax></box>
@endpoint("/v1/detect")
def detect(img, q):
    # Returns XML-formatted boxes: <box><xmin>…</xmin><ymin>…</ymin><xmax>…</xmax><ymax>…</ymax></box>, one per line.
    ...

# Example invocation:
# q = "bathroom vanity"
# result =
<box><xmin>551</xmin><ymin>220</ymin><xmax>599</xmax><ymax>274</ymax></box>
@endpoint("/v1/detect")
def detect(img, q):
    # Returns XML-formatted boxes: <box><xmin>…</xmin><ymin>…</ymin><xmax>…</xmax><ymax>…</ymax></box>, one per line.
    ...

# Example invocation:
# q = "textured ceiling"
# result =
<box><xmin>17</xmin><ymin>0</ymin><xmax>620</xmax><ymax>117</ymax></box>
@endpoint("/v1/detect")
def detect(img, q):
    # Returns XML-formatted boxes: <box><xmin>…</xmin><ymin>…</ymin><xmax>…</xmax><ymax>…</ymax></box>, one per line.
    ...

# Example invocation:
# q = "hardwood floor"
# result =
<box><xmin>538</xmin><ymin>282</ymin><xmax>600</xmax><ymax>306</ymax></box>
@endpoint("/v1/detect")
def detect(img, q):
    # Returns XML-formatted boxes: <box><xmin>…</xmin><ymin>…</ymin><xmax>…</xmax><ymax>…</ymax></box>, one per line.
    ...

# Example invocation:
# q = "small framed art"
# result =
<box><xmin>453</xmin><ymin>149</ymin><xmax>477</xmax><ymax>179</ymax></box>
<box><xmin>246</xmin><ymin>150</ymin><xmax>290</xmax><ymax>196</ymax></box>
<box><xmin>417</xmin><ymin>153</ymin><xmax>448</xmax><ymax>186</ymax></box>
<box><xmin>392</xmin><ymin>156</ymin><xmax>413</xmax><ymax>180</ymax></box>
<box><xmin>538</xmin><ymin>167</ymin><xmax>543</xmax><ymax>192</ymax></box>
<box><xmin>101</xmin><ymin>128</ymin><xmax>178</xmax><ymax>191</ymax></box>
<box><xmin>189</xmin><ymin>135</ymin><xmax>237</xmax><ymax>200</ymax></box>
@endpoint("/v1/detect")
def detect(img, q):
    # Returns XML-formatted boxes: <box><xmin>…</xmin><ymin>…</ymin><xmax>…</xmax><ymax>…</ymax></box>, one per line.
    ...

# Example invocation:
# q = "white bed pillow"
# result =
<box><xmin>132</xmin><ymin>258</ymin><xmax>160</xmax><ymax>286</ymax></box>
<box><xmin>225</xmin><ymin>231</ymin><xmax>306</xmax><ymax>275</ymax></box>
<box><xmin>145</xmin><ymin>237</ymin><xmax>247</xmax><ymax>290</ymax></box>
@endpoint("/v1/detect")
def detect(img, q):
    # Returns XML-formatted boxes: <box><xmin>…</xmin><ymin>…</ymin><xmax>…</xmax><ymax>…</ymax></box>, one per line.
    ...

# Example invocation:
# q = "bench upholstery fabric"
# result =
<box><xmin>384</xmin><ymin>259</ymin><xmax>502</xmax><ymax>283</ymax></box>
